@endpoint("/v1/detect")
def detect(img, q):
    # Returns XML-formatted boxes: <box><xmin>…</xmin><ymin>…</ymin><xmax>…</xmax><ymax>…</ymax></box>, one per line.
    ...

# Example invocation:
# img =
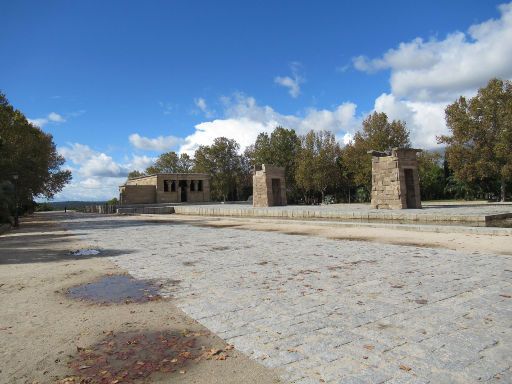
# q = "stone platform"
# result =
<box><xmin>173</xmin><ymin>202</ymin><xmax>512</xmax><ymax>225</ymax></box>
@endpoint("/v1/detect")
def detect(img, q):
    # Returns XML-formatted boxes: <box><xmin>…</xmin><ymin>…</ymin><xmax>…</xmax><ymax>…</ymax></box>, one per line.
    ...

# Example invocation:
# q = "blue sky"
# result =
<box><xmin>1</xmin><ymin>0</ymin><xmax>511</xmax><ymax>200</ymax></box>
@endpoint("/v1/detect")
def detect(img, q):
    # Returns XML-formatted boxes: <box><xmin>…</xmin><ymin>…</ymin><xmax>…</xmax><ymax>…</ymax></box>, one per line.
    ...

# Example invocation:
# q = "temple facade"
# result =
<box><xmin>119</xmin><ymin>173</ymin><xmax>210</xmax><ymax>205</ymax></box>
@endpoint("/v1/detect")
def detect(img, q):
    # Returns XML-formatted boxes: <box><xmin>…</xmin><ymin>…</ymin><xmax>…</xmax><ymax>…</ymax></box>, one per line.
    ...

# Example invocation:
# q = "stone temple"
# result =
<box><xmin>119</xmin><ymin>173</ymin><xmax>210</xmax><ymax>205</ymax></box>
<box><xmin>368</xmin><ymin>148</ymin><xmax>422</xmax><ymax>209</ymax></box>
<box><xmin>253</xmin><ymin>165</ymin><xmax>287</xmax><ymax>207</ymax></box>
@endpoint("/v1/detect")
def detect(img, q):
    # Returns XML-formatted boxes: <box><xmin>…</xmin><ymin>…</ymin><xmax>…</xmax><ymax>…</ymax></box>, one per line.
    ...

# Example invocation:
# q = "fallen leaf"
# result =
<box><xmin>363</xmin><ymin>345</ymin><xmax>374</xmax><ymax>351</ymax></box>
<box><xmin>399</xmin><ymin>364</ymin><xmax>412</xmax><ymax>372</ymax></box>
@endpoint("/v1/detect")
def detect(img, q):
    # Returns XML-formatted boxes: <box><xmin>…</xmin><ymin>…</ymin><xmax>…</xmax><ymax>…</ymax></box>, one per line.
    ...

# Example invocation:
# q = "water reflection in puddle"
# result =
<box><xmin>67</xmin><ymin>275</ymin><xmax>162</xmax><ymax>304</ymax></box>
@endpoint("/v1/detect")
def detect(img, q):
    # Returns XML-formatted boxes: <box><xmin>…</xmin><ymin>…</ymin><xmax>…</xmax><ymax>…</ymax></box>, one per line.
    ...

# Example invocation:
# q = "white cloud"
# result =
<box><xmin>179</xmin><ymin>94</ymin><xmax>361</xmax><ymax>154</ymax></box>
<box><xmin>274</xmin><ymin>62</ymin><xmax>304</xmax><ymax>98</ymax></box>
<box><xmin>58</xmin><ymin>143</ymin><xmax>129</xmax><ymax>178</ymax></box>
<box><xmin>128</xmin><ymin>133</ymin><xmax>183</xmax><ymax>151</ymax></box>
<box><xmin>373</xmin><ymin>93</ymin><xmax>446</xmax><ymax>148</ymax></box>
<box><xmin>353</xmin><ymin>3</ymin><xmax>512</xmax><ymax>102</ymax></box>
<box><xmin>194</xmin><ymin>97</ymin><xmax>214</xmax><ymax>117</ymax></box>
<box><xmin>48</xmin><ymin>112</ymin><xmax>65</xmax><ymax>122</ymax></box>
<box><xmin>53</xmin><ymin>176</ymin><xmax>127</xmax><ymax>201</ymax></box>
<box><xmin>350</xmin><ymin>2</ymin><xmax>512</xmax><ymax>148</ymax></box>
<box><xmin>55</xmin><ymin>144</ymin><xmax>156</xmax><ymax>201</ymax></box>
<box><xmin>58</xmin><ymin>143</ymin><xmax>96</xmax><ymax>164</ymax></box>
<box><xmin>129</xmin><ymin>155</ymin><xmax>157</xmax><ymax>171</ymax></box>
<box><xmin>28</xmin><ymin>112</ymin><xmax>66</xmax><ymax>127</ymax></box>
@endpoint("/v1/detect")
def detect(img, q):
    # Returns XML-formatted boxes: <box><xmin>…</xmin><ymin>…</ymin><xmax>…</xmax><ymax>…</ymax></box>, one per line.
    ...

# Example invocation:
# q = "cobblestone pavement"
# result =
<box><xmin>66</xmin><ymin>215</ymin><xmax>512</xmax><ymax>383</ymax></box>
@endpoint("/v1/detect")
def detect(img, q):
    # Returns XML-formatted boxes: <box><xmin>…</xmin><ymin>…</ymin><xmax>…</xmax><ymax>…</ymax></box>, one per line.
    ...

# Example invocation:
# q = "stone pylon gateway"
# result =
<box><xmin>368</xmin><ymin>148</ymin><xmax>422</xmax><ymax>209</ymax></box>
<box><xmin>252</xmin><ymin>165</ymin><xmax>287</xmax><ymax>207</ymax></box>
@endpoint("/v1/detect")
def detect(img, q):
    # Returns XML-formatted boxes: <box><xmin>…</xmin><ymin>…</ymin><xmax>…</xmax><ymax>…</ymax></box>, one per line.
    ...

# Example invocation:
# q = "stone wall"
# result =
<box><xmin>121</xmin><ymin>173</ymin><xmax>211</xmax><ymax>204</ymax></box>
<box><xmin>253</xmin><ymin>165</ymin><xmax>287</xmax><ymax>207</ymax></box>
<box><xmin>119</xmin><ymin>185</ymin><xmax>156</xmax><ymax>205</ymax></box>
<box><xmin>370</xmin><ymin>148</ymin><xmax>422</xmax><ymax>209</ymax></box>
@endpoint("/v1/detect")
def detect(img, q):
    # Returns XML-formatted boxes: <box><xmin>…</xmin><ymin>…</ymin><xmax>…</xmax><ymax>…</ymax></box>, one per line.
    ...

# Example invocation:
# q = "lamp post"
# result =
<box><xmin>12</xmin><ymin>174</ymin><xmax>19</xmax><ymax>228</ymax></box>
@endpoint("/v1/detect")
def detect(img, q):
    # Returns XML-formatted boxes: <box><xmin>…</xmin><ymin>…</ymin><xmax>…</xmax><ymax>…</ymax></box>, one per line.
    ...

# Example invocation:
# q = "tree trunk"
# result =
<box><xmin>501</xmin><ymin>178</ymin><xmax>506</xmax><ymax>202</ymax></box>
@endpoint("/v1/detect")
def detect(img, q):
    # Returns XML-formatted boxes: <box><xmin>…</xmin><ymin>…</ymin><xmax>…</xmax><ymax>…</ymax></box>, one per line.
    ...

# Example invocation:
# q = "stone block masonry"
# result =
<box><xmin>253</xmin><ymin>164</ymin><xmax>287</xmax><ymax>207</ymax></box>
<box><xmin>119</xmin><ymin>173</ymin><xmax>211</xmax><ymax>205</ymax></box>
<box><xmin>369</xmin><ymin>148</ymin><xmax>422</xmax><ymax>209</ymax></box>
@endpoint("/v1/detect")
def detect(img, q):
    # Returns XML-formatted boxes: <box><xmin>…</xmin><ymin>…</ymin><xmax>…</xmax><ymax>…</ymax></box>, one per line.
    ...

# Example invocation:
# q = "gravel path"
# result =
<box><xmin>66</xmin><ymin>215</ymin><xmax>512</xmax><ymax>383</ymax></box>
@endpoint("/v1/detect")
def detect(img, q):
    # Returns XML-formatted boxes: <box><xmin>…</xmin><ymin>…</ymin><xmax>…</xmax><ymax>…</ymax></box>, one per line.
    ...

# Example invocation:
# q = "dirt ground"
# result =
<box><xmin>0</xmin><ymin>214</ymin><xmax>281</xmax><ymax>384</ymax></box>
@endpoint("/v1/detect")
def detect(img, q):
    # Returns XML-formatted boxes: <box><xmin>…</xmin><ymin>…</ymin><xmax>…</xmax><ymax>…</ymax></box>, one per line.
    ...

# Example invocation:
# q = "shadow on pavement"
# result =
<box><xmin>0</xmin><ymin>213</ymin><xmax>134</xmax><ymax>265</ymax></box>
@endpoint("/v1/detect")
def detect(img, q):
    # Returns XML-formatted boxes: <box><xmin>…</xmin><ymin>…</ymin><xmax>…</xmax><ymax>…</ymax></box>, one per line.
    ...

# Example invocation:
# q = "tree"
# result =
<box><xmin>0</xmin><ymin>92</ymin><xmax>71</xmax><ymax>220</ymax></box>
<box><xmin>438</xmin><ymin>78</ymin><xmax>512</xmax><ymax>201</ymax></box>
<box><xmin>127</xmin><ymin>170</ymin><xmax>144</xmax><ymax>179</ymax></box>
<box><xmin>295</xmin><ymin>130</ymin><xmax>342</xmax><ymax>203</ymax></box>
<box><xmin>342</xmin><ymin>112</ymin><xmax>411</xmax><ymax>196</ymax></box>
<box><xmin>417</xmin><ymin>151</ymin><xmax>446</xmax><ymax>201</ymax></box>
<box><xmin>145</xmin><ymin>151</ymin><xmax>195</xmax><ymax>174</ymax></box>
<box><xmin>193</xmin><ymin>137</ymin><xmax>244</xmax><ymax>201</ymax></box>
<box><xmin>246</xmin><ymin>126</ymin><xmax>301</xmax><ymax>201</ymax></box>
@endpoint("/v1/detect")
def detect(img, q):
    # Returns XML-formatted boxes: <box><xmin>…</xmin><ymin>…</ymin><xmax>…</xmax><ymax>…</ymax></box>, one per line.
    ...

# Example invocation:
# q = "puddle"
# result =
<box><xmin>59</xmin><ymin>330</ymin><xmax>222</xmax><ymax>383</ymax></box>
<box><xmin>71</xmin><ymin>249</ymin><xmax>100</xmax><ymax>256</ymax></box>
<box><xmin>67</xmin><ymin>275</ymin><xmax>162</xmax><ymax>304</ymax></box>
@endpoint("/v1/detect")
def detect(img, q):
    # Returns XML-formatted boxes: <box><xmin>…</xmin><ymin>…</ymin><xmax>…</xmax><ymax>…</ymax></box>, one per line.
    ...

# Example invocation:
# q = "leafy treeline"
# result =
<box><xmin>0</xmin><ymin>93</ymin><xmax>71</xmax><ymax>223</ymax></box>
<box><xmin>130</xmin><ymin>78</ymin><xmax>511</xmax><ymax>203</ymax></box>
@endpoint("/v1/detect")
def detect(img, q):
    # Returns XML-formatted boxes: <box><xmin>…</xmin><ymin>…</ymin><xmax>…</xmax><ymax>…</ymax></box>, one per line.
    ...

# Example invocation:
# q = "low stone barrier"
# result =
<box><xmin>173</xmin><ymin>205</ymin><xmax>512</xmax><ymax>224</ymax></box>
<box><xmin>117</xmin><ymin>206</ymin><xmax>175</xmax><ymax>215</ymax></box>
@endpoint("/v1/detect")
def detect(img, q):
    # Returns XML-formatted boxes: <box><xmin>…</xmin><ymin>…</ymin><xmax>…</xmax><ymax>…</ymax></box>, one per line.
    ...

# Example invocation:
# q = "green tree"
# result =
<box><xmin>295</xmin><ymin>130</ymin><xmax>342</xmax><ymax>203</ymax></box>
<box><xmin>145</xmin><ymin>152</ymin><xmax>195</xmax><ymax>174</ymax></box>
<box><xmin>246</xmin><ymin>127</ymin><xmax>301</xmax><ymax>201</ymax></box>
<box><xmin>127</xmin><ymin>170</ymin><xmax>144</xmax><ymax>179</ymax></box>
<box><xmin>438</xmin><ymin>78</ymin><xmax>512</xmax><ymax>201</ymax></box>
<box><xmin>417</xmin><ymin>151</ymin><xmax>446</xmax><ymax>201</ymax></box>
<box><xmin>342</xmin><ymin>112</ymin><xmax>411</xmax><ymax>196</ymax></box>
<box><xmin>0</xmin><ymin>92</ymin><xmax>71</xmax><ymax>221</ymax></box>
<box><xmin>193</xmin><ymin>137</ymin><xmax>244</xmax><ymax>201</ymax></box>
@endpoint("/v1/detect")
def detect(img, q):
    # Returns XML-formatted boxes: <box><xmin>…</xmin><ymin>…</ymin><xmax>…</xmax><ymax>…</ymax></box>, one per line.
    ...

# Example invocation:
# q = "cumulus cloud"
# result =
<box><xmin>55</xmin><ymin>144</ymin><xmax>156</xmax><ymax>201</ymax></box>
<box><xmin>53</xmin><ymin>176</ymin><xmax>127</xmax><ymax>201</ymax></box>
<box><xmin>179</xmin><ymin>94</ymin><xmax>361</xmax><ymax>154</ymax></box>
<box><xmin>350</xmin><ymin>2</ymin><xmax>512</xmax><ymax>148</ymax></box>
<box><xmin>28</xmin><ymin>112</ymin><xmax>66</xmax><ymax>127</ymax></box>
<box><xmin>353</xmin><ymin>3</ymin><xmax>512</xmax><ymax>102</ymax></box>
<box><xmin>274</xmin><ymin>62</ymin><xmax>304</xmax><ymax>98</ymax></box>
<box><xmin>373</xmin><ymin>93</ymin><xmax>446</xmax><ymax>149</ymax></box>
<box><xmin>58</xmin><ymin>143</ymin><xmax>129</xmax><ymax>178</ymax></box>
<box><xmin>128</xmin><ymin>133</ymin><xmax>183</xmax><ymax>151</ymax></box>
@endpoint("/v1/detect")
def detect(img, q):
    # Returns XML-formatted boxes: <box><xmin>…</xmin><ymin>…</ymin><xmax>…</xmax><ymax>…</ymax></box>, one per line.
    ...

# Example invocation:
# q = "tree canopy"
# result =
<box><xmin>193</xmin><ymin>137</ymin><xmax>245</xmax><ymax>201</ymax></box>
<box><xmin>0</xmin><ymin>92</ymin><xmax>71</xmax><ymax>221</ymax></box>
<box><xmin>245</xmin><ymin>126</ymin><xmax>301</xmax><ymax>200</ymax></box>
<box><xmin>295</xmin><ymin>130</ymin><xmax>341</xmax><ymax>203</ymax></box>
<box><xmin>342</xmin><ymin>112</ymin><xmax>411</xmax><ymax>194</ymax></box>
<box><xmin>145</xmin><ymin>152</ymin><xmax>194</xmax><ymax>174</ymax></box>
<box><xmin>438</xmin><ymin>78</ymin><xmax>512</xmax><ymax>201</ymax></box>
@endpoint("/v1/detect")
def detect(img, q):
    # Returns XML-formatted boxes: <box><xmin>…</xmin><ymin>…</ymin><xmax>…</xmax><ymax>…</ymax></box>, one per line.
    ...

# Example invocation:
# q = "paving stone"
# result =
<box><xmin>63</xmin><ymin>215</ymin><xmax>512</xmax><ymax>383</ymax></box>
